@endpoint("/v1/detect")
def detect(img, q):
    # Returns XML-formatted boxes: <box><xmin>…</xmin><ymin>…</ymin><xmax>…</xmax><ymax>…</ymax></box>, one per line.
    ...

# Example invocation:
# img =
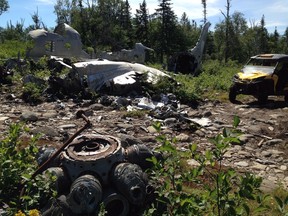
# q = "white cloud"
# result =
<box><xmin>36</xmin><ymin>0</ymin><xmax>56</xmax><ymax>5</ymax></box>
<box><xmin>244</xmin><ymin>0</ymin><xmax>287</xmax><ymax>34</ymax></box>
<box><xmin>130</xmin><ymin>0</ymin><xmax>206</xmax><ymax>20</ymax></box>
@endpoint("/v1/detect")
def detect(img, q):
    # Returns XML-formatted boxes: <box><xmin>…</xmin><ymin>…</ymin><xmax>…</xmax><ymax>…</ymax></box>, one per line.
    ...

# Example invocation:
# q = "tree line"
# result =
<box><xmin>0</xmin><ymin>0</ymin><xmax>288</xmax><ymax>64</ymax></box>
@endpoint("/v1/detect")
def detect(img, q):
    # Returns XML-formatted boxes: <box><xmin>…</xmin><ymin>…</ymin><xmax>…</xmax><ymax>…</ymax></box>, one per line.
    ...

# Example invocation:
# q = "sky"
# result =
<box><xmin>0</xmin><ymin>0</ymin><xmax>287</xmax><ymax>35</ymax></box>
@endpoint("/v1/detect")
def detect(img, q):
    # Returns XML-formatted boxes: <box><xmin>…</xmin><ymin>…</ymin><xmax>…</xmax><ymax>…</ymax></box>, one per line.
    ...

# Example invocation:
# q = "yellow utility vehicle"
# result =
<box><xmin>229</xmin><ymin>54</ymin><xmax>288</xmax><ymax>103</ymax></box>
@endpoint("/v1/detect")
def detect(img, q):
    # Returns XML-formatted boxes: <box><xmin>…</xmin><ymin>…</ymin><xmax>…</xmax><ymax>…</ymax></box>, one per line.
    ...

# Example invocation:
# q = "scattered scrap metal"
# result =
<box><xmin>72</xmin><ymin>58</ymin><xmax>169</xmax><ymax>94</ymax></box>
<box><xmin>18</xmin><ymin>56</ymin><xmax>171</xmax><ymax>99</ymax></box>
<box><xmin>97</xmin><ymin>43</ymin><xmax>154</xmax><ymax>64</ymax></box>
<box><xmin>23</xmin><ymin>110</ymin><xmax>161</xmax><ymax>216</ymax></box>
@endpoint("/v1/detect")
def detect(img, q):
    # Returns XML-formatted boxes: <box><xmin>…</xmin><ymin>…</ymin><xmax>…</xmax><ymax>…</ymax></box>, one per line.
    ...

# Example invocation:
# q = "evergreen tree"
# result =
<box><xmin>73</xmin><ymin>0</ymin><xmax>98</xmax><ymax>50</ymax></box>
<box><xmin>135</xmin><ymin>0</ymin><xmax>150</xmax><ymax>46</ymax></box>
<box><xmin>95</xmin><ymin>0</ymin><xmax>129</xmax><ymax>51</ymax></box>
<box><xmin>73</xmin><ymin>0</ymin><xmax>87</xmax><ymax>46</ymax></box>
<box><xmin>257</xmin><ymin>15</ymin><xmax>269</xmax><ymax>53</ymax></box>
<box><xmin>120</xmin><ymin>0</ymin><xmax>132</xmax><ymax>30</ymax></box>
<box><xmin>155</xmin><ymin>0</ymin><xmax>177</xmax><ymax>62</ymax></box>
<box><xmin>269</xmin><ymin>27</ymin><xmax>280</xmax><ymax>53</ymax></box>
<box><xmin>180</xmin><ymin>12</ymin><xmax>191</xmax><ymax>30</ymax></box>
<box><xmin>230</xmin><ymin>11</ymin><xmax>247</xmax><ymax>62</ymax></box>
<box><xmin>119</xmin><ymin>0</ymin><xmax>134</xmax><ymax>48</ymax></box>
<box><xmin>243</xmin><ymin>27</ymin><xmax>258</xmax><ymax>58</ymax></box>
<box><xmin>1</xmin><ymin>0</ymin><xmax>287</xmax><ymax>65</ymax></box>
<box><xmin>178</xmin><ymin>12</ymin><xmax>198</xmax><ymax>51</ymax></box>
<box><xmin>281</xmin><ymin>27</ymin><xmax>288</xmax><ymax>53</ymax></box>
<box><xmin>2</xmin><ymin>20</ymin><xmax>26</xmax><ymax>41</ymax></box>
<box><xmin>28</xmin><ymin>8</ymin><xmax>47</xmax><ymax>30</ymax></box>
<box><xmin>213</xmin><ymin>21</ymin><xmax>226</xmax><ymax>61</ymax></box>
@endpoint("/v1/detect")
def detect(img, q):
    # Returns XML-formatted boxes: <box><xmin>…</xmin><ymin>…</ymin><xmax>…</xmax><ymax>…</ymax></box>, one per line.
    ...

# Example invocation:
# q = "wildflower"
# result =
<box><xmin>15</xmin><ymin>210</ymin><xmax>26</xmax><ymax>216</ymax></box>
<box><xmin>28</xmin><ymin>209</ymin><xmax>40</xmax><ymax>216</ymax></box>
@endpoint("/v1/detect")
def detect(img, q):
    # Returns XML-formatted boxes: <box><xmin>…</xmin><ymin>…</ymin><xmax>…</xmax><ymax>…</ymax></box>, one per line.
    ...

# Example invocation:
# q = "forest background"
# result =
<box><xmin>0</xmin><ymin>0</ymin><xmax>287</xmax><ymax>65</ymax></box>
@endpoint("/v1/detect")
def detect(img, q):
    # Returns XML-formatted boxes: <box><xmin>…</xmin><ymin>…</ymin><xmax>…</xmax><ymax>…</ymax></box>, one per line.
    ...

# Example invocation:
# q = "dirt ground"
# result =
<box><xmin>1</xmin><ymin>82</ymin><xmax>288</xmax><ymax>191</ymax></box>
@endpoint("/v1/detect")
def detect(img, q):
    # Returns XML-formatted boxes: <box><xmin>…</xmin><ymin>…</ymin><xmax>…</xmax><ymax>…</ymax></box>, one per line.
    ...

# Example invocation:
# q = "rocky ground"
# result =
<box><xmin>1</xmin><ymin>83</ymin><xmax>288</xmax><ymax>193</ymax></box>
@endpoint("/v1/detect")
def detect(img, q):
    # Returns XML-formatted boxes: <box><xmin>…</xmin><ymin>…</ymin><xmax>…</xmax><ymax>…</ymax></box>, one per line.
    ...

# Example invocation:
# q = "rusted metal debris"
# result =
<box><xmin>27</xmin><ymin>110</ymin><xmax>161</xmax><ymax>216</ymax></box>
<box><xmin>20</xmin><ymin>110</ymin><xmax>92</xmax><ymax>197</ymax></box>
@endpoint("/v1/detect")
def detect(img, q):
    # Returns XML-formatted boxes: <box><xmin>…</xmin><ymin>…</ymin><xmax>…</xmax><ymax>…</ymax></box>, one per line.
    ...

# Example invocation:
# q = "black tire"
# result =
<box><xmin>284</xmin><ymin>94</ymin><xmax>288</xmax><ymax>103</ymax></box>
<box><xmin>257</xmin><ymin>93</ymin><xmax>268</xmax><ymax>104</ymax></box>
<box><xmin>229</xmin><ymin>85</ymin><xmax>237</xmax><ymax>103</ymax></box>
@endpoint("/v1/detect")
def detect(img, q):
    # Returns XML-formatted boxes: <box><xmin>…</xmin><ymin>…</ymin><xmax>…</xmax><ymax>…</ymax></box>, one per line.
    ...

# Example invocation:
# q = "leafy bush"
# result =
<box><xmin>0</xmin><ymin>124</ymin><xmax>56</xmax><ymax>215</ymax></box>
<box><xmin>144</xmin><ymin>117</ymin><xmax>278</xmax><ymax>215</ymax></box>
<box><xmin>168</xmin><ymin>60</ymin><xmax>241</xmax><ymax>102</ymax></box>
<box><xmin>147</xmin><ymin>75</ymin><xmax>199</xmax><ymax>105</ymax></box>
<box><xmin>172</xmin><ymin>74</ymin><xmax>200</xmax><ymax>103</ymax></box>
<box><xmin>143</xmin><ymin>60</ymin><xmax>241</xmax><ymax>105</ymax></box>
<box><xmin>145</xmin><ymin>122</ymin><xmax>204</xmax><ymax>215</ymax></box>
<box><xmin>21</xmin><ymin>82</ymin><xmax>45</xmax><ymax>104</ymax></box>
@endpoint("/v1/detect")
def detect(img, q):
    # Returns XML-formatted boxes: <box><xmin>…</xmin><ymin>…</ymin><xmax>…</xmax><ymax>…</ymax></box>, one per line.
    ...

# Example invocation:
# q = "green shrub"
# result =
<box><xmin>21</xmin><ymin>82</ymin><xmax>45</xmax><ymax>104</ymax></box>
<box><xmin>202</xmin><ymin>59</ymin><xmax>223</xmax><ymax>75</ymax></box>
<box><xmin>0</xmin><ymin>124</ymin><xmax>56</xmax><ymax>215</ymax></box>
<box><xmin>0</xmin><ymin>40</ymin><xmax>28</xmax><ymax>59</ymax></box>
<box><xmin>200</xmin><ymin>60</ymin><xmax>240</xmax><ymax>91</ymax></box>
<box><xmin>147</xmin><ymin>75</ymin><xmax>199</xmax><ymax>105</ymax></box>
<box><xmin>0</xmin><ymin>120</ymin><xmax>287</xmax><ymax>215</ymax></box>
<box><xmin>145</xmin><ymin>117</ymin><xmax>273</xmax><ymax>215</ymax></box>
<box><xmin>172</xmin><ymin>74</ymin><xmax>200</xmax><ymax>103</ymax></box>
<box><xmin>171</xmin><ymin>60</ymin><xmax>241</xmax><ymax>101</ymax></box>
<box><xmin>145</xmin><ymin>59</ymin><xmax>239</xmax><ymax>104</ymax></box>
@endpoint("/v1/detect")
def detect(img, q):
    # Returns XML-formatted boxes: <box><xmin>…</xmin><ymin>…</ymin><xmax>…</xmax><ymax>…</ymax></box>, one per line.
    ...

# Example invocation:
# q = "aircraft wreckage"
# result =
<box><xmin>27</xmin><ymin>21</ymin><xmax>210</xmax><ymax>77</ymax></box>
<box><xmin>72</xmin><ymin>59</ymin><xmax>169</xmax><ymax>93</ymax></box>
<box><xmin>23</xmin><ymin>21</ymin><xmax>211</xmax><ymax>95</ymax></box>
<box><xmin>96</xmin><ymin>42</ymin><xmax>154</xmax><ymax>64</ymax></box>
<box><xmin>32</xmin><ymin>57</ymin><xmax>170</xmax><ymax>97</ymax></box>
<box><xmin>167</xmin><ymin>22</ymin><xmax>211</xmax><ymax>74</ymax></box>
<box><xmin>9</xmin><ymin>22</ymin><xmax>211</xmax><ymax>215</ymax></box>
<box><xmin>25</xmin><ymin>22</ymin><xmax>168</xmax><ymax>93</ymax></box>
<box><xmin>19</xmin><ymin>110</ymin><xmax>162</xmax><ymax>215</ymax></box>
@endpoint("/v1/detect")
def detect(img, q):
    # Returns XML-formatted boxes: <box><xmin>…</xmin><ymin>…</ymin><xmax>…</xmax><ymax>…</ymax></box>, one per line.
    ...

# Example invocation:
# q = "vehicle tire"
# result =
<box><xmin>284</xmin><ymin>94</ymin><xmax>288</xmax><ymax>103</ymax></box>
<box><xmin>229</xmin><ymin>85</ymin><xmax>237</xmax><ymax>103</ymax></box>
<box><xmin>257</xmin><ymin>93</ymin><xmax>268</xmax><ymax>104</ymax></box>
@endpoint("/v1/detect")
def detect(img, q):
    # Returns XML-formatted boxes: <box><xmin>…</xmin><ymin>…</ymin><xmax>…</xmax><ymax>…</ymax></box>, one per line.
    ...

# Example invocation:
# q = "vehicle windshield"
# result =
<box><xmin>246</xmin><ymin>58</ymin><xmax>278</xmax><ymax>67</ymax></box>
<box><xmin>241</xmin><ymin>58</ymin><xmax>277</xmax><ymax>75</ymax></box>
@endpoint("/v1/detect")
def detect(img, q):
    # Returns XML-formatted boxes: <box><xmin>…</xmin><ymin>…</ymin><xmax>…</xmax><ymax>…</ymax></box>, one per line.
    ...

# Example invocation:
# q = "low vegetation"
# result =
<box><xmin>1</xmin><ymin>116</ymin><xmax>288</xmax><ymax>215</ymax></box>
<box><xmin>0</xmin><ymin>40</ymin><xmax>28</xmax><ymax>59</ymax></box>
<box><xmin>145</xmin><ymin>59</ymin><xmax>240</xmax><ymax>105</ymax></box>
<box><xmin>0</xmin><ymin>124</ymin><xmax>56</xmax><ymax>216</ymax></box>
<box><xmin>145</xmin><ymin>117</ymin><xmax>288</xmax><ymax>215</ymax></box>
